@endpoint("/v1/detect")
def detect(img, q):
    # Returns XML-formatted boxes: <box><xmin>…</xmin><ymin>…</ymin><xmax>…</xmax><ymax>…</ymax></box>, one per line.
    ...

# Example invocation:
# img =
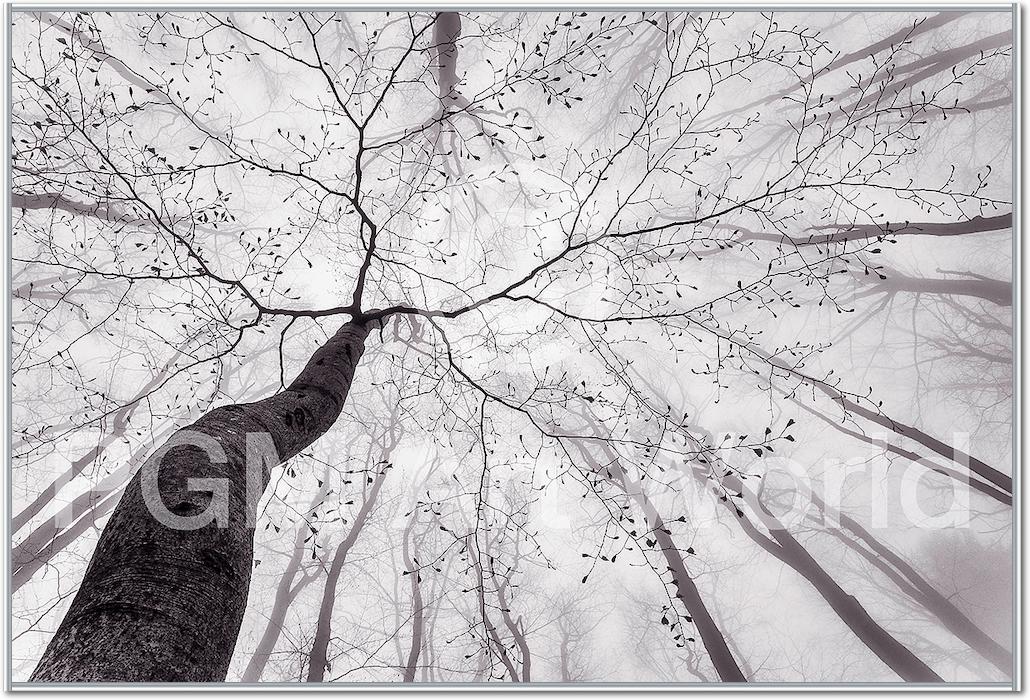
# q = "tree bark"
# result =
<box><xmin>13</xmin><ymin>425</ymin><xmax>180</xmax><ymax>592</ymax></box>
<box><xmin>31</xmin><ymin>319</ymin><xmax>370</xmax><ymax>683</ymax></box>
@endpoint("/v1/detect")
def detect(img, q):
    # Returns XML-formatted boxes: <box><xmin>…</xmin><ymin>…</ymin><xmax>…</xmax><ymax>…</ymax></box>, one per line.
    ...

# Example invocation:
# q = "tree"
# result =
<box><xmin>12</xmin><ymin>9</ymin><xmax>1012</xmax><ymax>684</ymax></box>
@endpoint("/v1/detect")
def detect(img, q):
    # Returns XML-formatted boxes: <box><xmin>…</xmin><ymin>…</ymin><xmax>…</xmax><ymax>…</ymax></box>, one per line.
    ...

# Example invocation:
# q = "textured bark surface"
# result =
<box><xmin>14</xmin><ymin>427</ymin><xmax>176</xmax><ymax>593</ymax></box>
<box><xmin>30</xmin><ymin>320</ymin><xmax>370</xmax><ymax>683</ymax></box>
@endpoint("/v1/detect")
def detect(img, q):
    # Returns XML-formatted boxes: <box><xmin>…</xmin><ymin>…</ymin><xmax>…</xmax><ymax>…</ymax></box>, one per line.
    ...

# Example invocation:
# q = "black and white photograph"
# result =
<box><xmin>6</xmin><ymin>4</ymin><xmax>1019</xmax><ymax>688</ymax></box>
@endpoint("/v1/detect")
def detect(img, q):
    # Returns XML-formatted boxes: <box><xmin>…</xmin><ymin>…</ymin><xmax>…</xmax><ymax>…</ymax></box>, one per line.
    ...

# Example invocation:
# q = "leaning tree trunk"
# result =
<box><xmin>575</xmin><ymin>444</ymin><xmax>747</xmax><ymax>682</ymax></box>
<box><xmin>31</xmin><ymin>320</ymin><xmax>371</xmax><ymax>683</ymax></box>
<box><xmin>621</xmin><ymin>483</ymin><xmax>748</xmax><ymax>682</ymax></box>
<box><xmin>13</xmin><ymin>425</ymin><xmax>178</xmax><ymax>593</ymax></box>
<box><xmin>13</xmin><ymin>351</ymin><xmax>183</xmax><ymax>534</ymax></box>
<box><xmin>810</xmin><ymin>493</ymin><xmax>1012</xmax><ymax>678</ymax></box>
<box><xmin>743</xmin><ymin>339</ymin><xmax>1011</xmax><ymax>498</ymax></box>
<box><xmin>708</xmin><ymin>469</ymin><xmax>943</xmax><ymax>683</ymax></box>
<box><xmin>239</xmin><ymin>525</ymin><xmax>319</xmax><ymax>682</ymax></box>
<box><xmin>13</xmin><ymin>488</ymin><xmax>120</xmax><ymax>594</ymax></box>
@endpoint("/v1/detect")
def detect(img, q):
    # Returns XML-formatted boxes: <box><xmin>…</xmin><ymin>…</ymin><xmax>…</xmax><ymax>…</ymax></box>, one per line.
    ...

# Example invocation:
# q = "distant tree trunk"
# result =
<box><xmin>468</xmin><ymin>539</ymin><xmax>521</xmax><ymax>682</ymax></box>
<box><xmin>471</xmin><ymin>649</ymin><xmax>491</xmax><ymax>682</ymax></box>
<box><xmin>401</xmin><ymin>516</ymin><xmax>425</xmax><ymax>682</ymax></box>
<box><xmin>239</xmin><ymin>527</ymin><xmax>318</xmax><ymax>682</ymax></box>
<box><xmin>739</xmin><ymin>338</ymin><xmax>1011</xmax><ymax>498</ymax></box>
<box><xmin>421</xmin><ymin>556</ymin><xmax>449</xmax><ymax>682</ymax></box>
<box><xmin>558</xmin><ymin>634</ymin><xmax>572</xmax><ymax>682</ymax></box>
<box><xmin>849</xmin><ymin>266</ymin><xmax>1011</xmax><ymax>307</ymax></box>
<box><xmin>810</xmin><ymin>494</ymin><xmax>1012</xmax><ymax>678</ymax></box>
<box><xmin>31</xmin><ymin>319</ymin><xmax>371</xmax><ymax>683</ymax></box>
<box><xmin>305</xmin><ymin>464</ymin><xmax>389</xmax><ymax>682</ymax></box>
<box><xmin>240</xmin><ymin>472</ymin><xmax>331</xmax><ymax>682</ymax></box>
<box><xmin>13</xmin><ymin>425</ymin><xmax>179</xmax><ymax>593</ymax></box>
<box><xmin>433</xmin><ymin>12</ymin><xmax>462</xmax><ymax>101</ymax></box>
<box><xmin>13</xmin><ymin>354</ymin><xmax>181</xmax><ymax>534</ymax></box>
<box><xmin>624</xmin><ymin>484</ymin><xmax>747</xmax><ymax>682</ymax></box>
<box><xmin>706</xmin><ymin>468</ymin><xmax>943</xmax><ymax>682</ymax></box>
<box><xmin>491</xmin><ymin>567</ymin><xmax>531</xmax><ymax>681</ymax></box>
<box><xmin>793</xmin><ymin>399</ymin><xmax>1011</xmax><ymax>505</ymax></box>
<box><xmin>12</xmin><ymin>488</ymin><xmax>120</xmax><ymax>593</ymax></box>
<box><xmin>576</xmin><ymin>445</ymin><xmax>747</xmax><ymax>682</ymax></box>
<box><xmin>15</xmin><ymin>442</ymin><xmax>117</xmax><ymax>535</ymax></box>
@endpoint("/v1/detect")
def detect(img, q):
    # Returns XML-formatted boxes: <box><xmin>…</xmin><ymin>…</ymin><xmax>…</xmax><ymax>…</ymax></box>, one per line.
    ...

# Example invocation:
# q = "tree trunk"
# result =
<box><xmin>433</xmin><ymin>12</ymin><xmax>461</xmax><ymax>101</ymax></box>
<box><xmin>239</xmin><ymin>528</ymin><xmax>317</xmax><ymax>682</ymax></box>
<box><xmin>558</xmin><ymin>634</ymin><xmax>572</xmax><ymax>682</ymax></box>
<box><xmin>305</xmin><ymin>465</ymin><xmax>388</xmax><ymax>682</ymax></box>
<box><xmin>468</xmin><ymin>540</ymin><xmax>520</xmax><ymax>682</ymax></box>
<box><xmin>13</xmin><ymin>488</ymin><xmax>120</xmax><ymax>593</ymax></box>
<box><xmin>240</xmin><ymin>473</ymin><xmax>331</xmax><ymax>682</ymax></box>
<box><xmin>625</xmin><ymin>483</ymin><xmax>748</xmax><ymax>682</ymax></box>
<box><xmin>13</xmin><ymin>426</ymin><xmax>178</xmax><ymax>593</ymax></box>
<box><xmin>401</xmin><ymin>516</ymin><xmax>425</xmax><ymax>683</ymax></box>
<box><xmin>575</xmin><ymin>445</ymin><xmax>747</xmax><ymax>682</ymax></box>
<box><xmin>735</xmin><ymin>336</ymin><xmax>1011</xmax><ymax>498</ymax></box>
<box><xmin>31</xmin><ymin>320</ymin><xmax>371</xmax><ymax>683</ymax></box>
<box><xmin>853</xmin><ymin>267</ymin><xmax>1011</xmax><ymax>307</ymax></box>
<box><xmin>709</xmin><ymin>469</ymin><xmax>943</xmax><ymax>682</ymax></box>
<box><xmin>612</xmin><ymin>373</ymin><xmax>947</xmax><ymax>682</ymax></box>
<box><xmin>811</xmin><ymin>494</ymin><xmax>1012</xmax><ymax>677</ymax></box>
<box><xmin>492</xmin><ymin>570</ymin><xmax>531</xmax><ymax>681</ymax></box>
<box><xmin>14</xmin><ymin>344</ymin><xmax>193</xmax><ymax>534</ymax></box>
<box><xmin>793</xmin><ymin>399</ymin><xmax>1011</xmax><ymax>505</ymax></box>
